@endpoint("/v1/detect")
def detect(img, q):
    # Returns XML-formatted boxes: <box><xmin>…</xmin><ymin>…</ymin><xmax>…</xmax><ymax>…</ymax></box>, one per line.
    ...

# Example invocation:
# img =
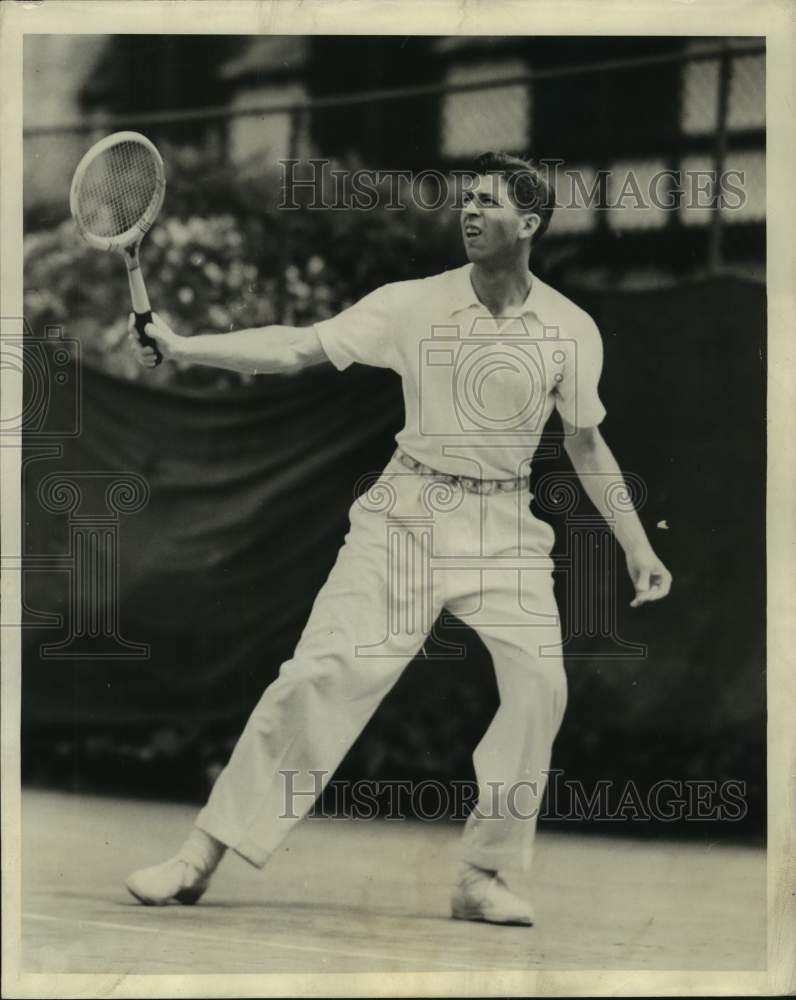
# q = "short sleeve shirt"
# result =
<box><xmin>315</xmin><ymin>263</ymin><xmax>606</xmax><ymax>480</ymax></box>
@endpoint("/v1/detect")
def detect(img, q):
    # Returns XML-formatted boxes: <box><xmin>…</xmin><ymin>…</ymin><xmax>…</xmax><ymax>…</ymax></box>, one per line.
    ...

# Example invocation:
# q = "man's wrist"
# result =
<box><xmin>171</xmin><ymin>334</ymin><xmax>190</xmax><ymax>363</ymax></box>
<box><xmin>622</xmin><ymin>537</ymin><xmax>655</xmax><ymax>560</ymax></box>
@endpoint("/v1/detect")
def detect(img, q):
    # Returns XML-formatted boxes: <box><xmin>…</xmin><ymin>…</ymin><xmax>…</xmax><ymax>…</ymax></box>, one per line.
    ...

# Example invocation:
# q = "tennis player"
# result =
<box><xmin>124</xmin><ymin>152</ymin><xmax>672</xmax><ymax>924</ymax></box>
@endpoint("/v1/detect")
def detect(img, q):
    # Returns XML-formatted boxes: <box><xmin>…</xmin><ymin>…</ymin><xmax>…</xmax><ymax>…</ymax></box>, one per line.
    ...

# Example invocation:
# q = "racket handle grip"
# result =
<box><xmin>134</xmin><ymin>310</ymin><xmax>163</xmax><ymax>366</ymax></box>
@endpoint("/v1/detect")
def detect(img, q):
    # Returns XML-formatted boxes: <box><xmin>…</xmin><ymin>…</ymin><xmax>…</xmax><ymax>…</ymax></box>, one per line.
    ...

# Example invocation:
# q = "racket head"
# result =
<box><xmin>69</xmin><ymin>131</ymin><xmax>166</xmax><ymax>252</ymax></box>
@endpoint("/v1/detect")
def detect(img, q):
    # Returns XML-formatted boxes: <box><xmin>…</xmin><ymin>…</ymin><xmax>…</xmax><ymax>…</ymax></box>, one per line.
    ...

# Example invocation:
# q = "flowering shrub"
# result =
<box><xmin>25</xmin><ymin>213</ymin><xmax>319</xmax><ymax>390</ymax></box>
<box><xmin>23</xmin><ymin>153</ymin><xmax>455</xmax><ymax>391</ymax></box>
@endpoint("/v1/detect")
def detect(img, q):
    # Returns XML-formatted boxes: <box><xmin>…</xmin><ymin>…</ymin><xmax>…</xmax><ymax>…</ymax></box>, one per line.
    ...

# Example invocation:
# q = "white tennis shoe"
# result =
<box><xmin>451</xmin><ymin>864</ymin><xmax>535</xmax><ymax>926</ymax></box>
<box><xmin>125</xmin><ymin>857</ymin><xmax>211</xmax><ymax>906</ymax></box>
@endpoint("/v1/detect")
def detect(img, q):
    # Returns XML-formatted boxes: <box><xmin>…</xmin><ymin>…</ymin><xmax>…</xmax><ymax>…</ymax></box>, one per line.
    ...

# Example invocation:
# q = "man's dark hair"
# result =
<box><xmin>474</xmin><ymin>151</ymin><xmax>555</xmax><ymax>243</ymax></box>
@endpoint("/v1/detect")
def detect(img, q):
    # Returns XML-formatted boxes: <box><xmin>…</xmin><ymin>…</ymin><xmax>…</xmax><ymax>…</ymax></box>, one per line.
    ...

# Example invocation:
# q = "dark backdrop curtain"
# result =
<box><xmin>21</xmin><ymin>276</ymin><xmax>766</xmax><ymax>823</ymax></box>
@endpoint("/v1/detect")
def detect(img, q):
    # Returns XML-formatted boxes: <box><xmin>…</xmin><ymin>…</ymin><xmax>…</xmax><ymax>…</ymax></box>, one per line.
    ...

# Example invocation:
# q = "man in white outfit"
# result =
<box><xmin>125</xmin><ymin>152</ymin><xmax>672</xmax><ymax>924</ymax></box>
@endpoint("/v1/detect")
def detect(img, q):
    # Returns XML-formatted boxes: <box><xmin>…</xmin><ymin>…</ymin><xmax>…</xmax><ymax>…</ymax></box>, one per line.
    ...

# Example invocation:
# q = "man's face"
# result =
<box><xmin>460</xmin><ymin>173</ymin><xmax>536</xmax><ymax>262</ymax></box>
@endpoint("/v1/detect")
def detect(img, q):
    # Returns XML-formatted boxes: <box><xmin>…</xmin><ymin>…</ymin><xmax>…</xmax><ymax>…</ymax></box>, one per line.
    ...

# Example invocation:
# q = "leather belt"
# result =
<box><xmin>393</xmin><ymin>448</ymin><xmax>529</xmax><ymax>496</ymax></box>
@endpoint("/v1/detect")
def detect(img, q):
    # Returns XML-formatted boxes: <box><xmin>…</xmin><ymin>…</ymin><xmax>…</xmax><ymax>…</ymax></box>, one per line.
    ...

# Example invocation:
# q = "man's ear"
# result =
<box><xmin>519</xmin><ymin>212</ymin><xmax>541</xmax><ymax>241</ymax></box>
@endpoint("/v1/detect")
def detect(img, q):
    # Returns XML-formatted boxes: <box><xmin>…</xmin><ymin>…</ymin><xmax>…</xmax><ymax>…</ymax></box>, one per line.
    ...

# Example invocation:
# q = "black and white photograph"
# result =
<box><xmin>1</xmin><ymin>1</ymin><xmax>793</xmax><ymax>996</ymax></box>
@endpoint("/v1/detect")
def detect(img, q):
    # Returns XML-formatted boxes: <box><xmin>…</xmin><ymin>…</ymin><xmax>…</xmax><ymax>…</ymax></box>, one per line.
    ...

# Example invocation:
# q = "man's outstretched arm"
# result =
<box><xmin>127</xmin><ymin>312</ymin><xmax>328</xmax><ymax>376</ymax></box>
<box><xmin>562</xmin><ymin>422</ymin><xmax>673</xmax><ymax>608</ymax></box>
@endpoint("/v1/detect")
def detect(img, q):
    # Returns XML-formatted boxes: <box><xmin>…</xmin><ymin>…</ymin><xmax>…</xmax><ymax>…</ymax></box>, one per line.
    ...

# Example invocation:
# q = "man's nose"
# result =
<box><xmin>463</xmin><ymin>200</ymin><xmax>480</xmax><ymax>218</ymax></box>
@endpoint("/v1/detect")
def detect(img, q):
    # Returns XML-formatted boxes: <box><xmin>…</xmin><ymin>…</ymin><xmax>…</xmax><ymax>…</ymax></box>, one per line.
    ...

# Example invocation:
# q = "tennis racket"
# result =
<box><xmin>70</xmin><ymin>131</ymin><xmax>166</xmax><ymax>364</ymax></box>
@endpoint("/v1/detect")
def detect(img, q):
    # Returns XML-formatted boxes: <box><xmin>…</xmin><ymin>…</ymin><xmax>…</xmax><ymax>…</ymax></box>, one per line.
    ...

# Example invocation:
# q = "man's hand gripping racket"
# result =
<box><xmin>126</xmin><ymin>312</ymin><xmax>178</xmax><ymax>367</ymax></box>
<box><xmin>70</xmin><ymin>131</ymin><xmax>167</xmax><ymax>365</ymax></box>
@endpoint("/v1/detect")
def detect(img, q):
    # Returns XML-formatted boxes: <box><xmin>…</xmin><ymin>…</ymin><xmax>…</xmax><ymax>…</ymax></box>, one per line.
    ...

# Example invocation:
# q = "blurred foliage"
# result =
<box><xmin>24</xmin><ymin>147</ymin><xmax>456</xmax><ymax>392</ymax></box>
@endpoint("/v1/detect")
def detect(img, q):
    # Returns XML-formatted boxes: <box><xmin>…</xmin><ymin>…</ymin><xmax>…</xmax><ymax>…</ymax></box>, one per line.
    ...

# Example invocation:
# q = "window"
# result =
<box><xmin>228</xmin><ymin>83</ymin><xmax>309</xmax><ymax>167</ymax></box>
<box><xmin>441</xmin><ymin>59</ymin><xmax>530</xmax><ymax>158</ymax></box>
<box><xmin>551</xmin><ymin>166</ymin><xmax>598</xmax><ymax>234</ymax></box>
<box><xmin>607</xmin><ymin>160</ymin><xmax>669</xmax><ymax>231</ymax></box>
<box><xmin>680</xmin><ymin>43</ymin><xmax>765</xmax><ymax>135</ymax></box>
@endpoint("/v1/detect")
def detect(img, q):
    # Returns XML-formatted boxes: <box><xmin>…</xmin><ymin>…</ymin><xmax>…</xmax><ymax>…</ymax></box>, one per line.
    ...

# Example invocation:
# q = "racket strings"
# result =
<box><xmin>75</xmin><ymin>141</ymin><xmax>160</xmax><ymax>239</ymax></box>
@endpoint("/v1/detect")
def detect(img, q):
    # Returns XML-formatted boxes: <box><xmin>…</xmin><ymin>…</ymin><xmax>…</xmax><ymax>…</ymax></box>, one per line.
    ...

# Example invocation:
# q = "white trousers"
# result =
<box><xmin>196</xmin><ymin>456</ymin><xmax>567</xmax><ymax>873</ymax></box>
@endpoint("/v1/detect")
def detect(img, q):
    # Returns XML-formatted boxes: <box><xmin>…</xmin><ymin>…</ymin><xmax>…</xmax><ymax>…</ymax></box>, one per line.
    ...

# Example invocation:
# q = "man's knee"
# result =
<box><xmin>525</xmin><ymin>661</ymin><xmax>567</xmax><ymax>712</ymax></box>
<box><xmin>276</xmin><ymin>648</ymin><xmax>402</xmax><ymax>705</ymax></box>
<box><xmin>495</xmin><ymin>650</ymin><xmax>568</xmax><ymax>727</ymax></box>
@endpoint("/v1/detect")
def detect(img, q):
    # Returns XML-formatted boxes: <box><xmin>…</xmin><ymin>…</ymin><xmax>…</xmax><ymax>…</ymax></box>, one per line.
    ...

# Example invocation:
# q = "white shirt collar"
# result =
<box><xmin>447</xmin><ymin>263</ymin><xmax>554</xmax><ymax>322</ymax></box>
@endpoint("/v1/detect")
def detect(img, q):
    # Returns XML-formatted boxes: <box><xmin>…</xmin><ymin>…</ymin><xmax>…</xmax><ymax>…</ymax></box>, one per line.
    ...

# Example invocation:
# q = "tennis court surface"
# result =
<box><xmin>20</xmin><ymin>788</ymin><xmax>765</xmax><ymax>974</ymax></box>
